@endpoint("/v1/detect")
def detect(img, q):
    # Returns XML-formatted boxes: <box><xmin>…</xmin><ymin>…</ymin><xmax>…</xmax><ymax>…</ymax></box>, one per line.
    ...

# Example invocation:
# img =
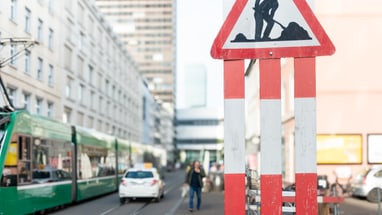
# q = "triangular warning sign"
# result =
<box><xmin>211</xmin><ymin>0</ymin><xmax>335</xmax><ymax>59</ymax></box>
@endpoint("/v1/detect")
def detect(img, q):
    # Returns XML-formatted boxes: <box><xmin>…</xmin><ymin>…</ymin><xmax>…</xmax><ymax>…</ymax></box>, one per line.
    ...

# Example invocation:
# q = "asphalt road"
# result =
<box><xmin>52</xmin><ymin>169</ymin><xmax>186</xmax><ymax>215</ymax></box>
<box><xmin>49</xmin><ymin>169</ymin><xmax>382</xmax><ymax>215</ymax></box>
<box><xmin>340</xmin><ymin>197</ymin><xmax>382</xmax><ymax>215</ymax></box>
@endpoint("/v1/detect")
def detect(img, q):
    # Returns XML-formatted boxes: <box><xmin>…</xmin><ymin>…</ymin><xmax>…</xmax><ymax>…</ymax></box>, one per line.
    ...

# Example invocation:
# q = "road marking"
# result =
<box><xmin>165</xmin><ymin>196</ymin><xmax>185</xmax><ymax>215</ymax></box>
<box><xmin>100</xmin><ymin>206</ymin><xmax>119</xmax><ymax>215</ymax></box>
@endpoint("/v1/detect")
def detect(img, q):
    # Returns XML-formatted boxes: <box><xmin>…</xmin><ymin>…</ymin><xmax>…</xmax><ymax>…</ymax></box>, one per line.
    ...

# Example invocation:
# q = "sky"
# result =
<box><xmin>176</xmin><ymin>0</ymin><xmax>227</xmax><ymax>109</ymax></box>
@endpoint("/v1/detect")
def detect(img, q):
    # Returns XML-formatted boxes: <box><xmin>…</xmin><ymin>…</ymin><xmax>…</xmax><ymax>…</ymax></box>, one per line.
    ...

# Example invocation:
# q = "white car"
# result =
<box><xmin>119</xmin><ymin>167</ymin><xmax>165</xmax><ymax>204</ymax></box>
<box><xmin>352</xmin><ymin>166</ymin><xmax>382</xmax><ymax>202</ymax></box>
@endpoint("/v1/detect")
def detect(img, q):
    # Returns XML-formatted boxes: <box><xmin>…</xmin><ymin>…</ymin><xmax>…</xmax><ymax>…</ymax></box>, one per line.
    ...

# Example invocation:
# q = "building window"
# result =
<box><xmin>87</xmin><ymin>116</ymin><xmax>94</xmax><ymax>128</ymax></box>
<box><xmin>77</xmin><ymin>3</ymin><xmax>84</xmax><ymax>26</ymax></box>
<box><xmin>88</xmin><ymin>65</ymin><xmax>93</xmax><ymax>85</ymax></box>
<box><xmin>64</xmin><ymin>46</ymin><xmax>72</xmax><ymax>71</ymax></box>
<box><xmin>65</xmin><ymin>77</ymin><xmax>72</xmax><ymax>98</ymax></box>
<box><xmin>63</xmin><ymin>107</ymin><xmax>71</xmax><ymax>123</ymax></box>
<box><xmin>35</xmin><ymin>97</ymin><xmax>43</xmax><ymax>115</ymax></box>
<box><xmin>37</xmin><ymin>18</ymin><xmax>43</xmax><ymax>42</ymax></box>
<box><xmin>77</xmin><ymin>112</ymin><xmax>84</xmax><ymax>126</ymax></box>
<box><xmin>99</xmin><ymin>96</ymin><xmax>103</xmax><ymax>114</ymax></box>
<box><xmin>37</xmin><ymin>57</ymin><xmax>43</xmax><ymax>81</ymax></box>
<box><xmin>64</xmin><ymin>1</ymin><xmax>73</xmax><ymax>12</ymax></box>
<box><xmin>7</xmin><ymin>87</ymin><xmax>17</xmax><ymax>107</ymax></box>
<box><xmin>10</xmin><ymin>44</ymin><xmax>16</xmax><ymax>66</ymax></box>
<box><xmin>98</xmin><ymin>72</ymin><xmax>102</xmax><ymax>88</ymax></box>
<box><xmin>22</xmin><ymin>92</ymin><xmax>31</xmax><ymax>111</ymax></box>
<box><xmin>48</xmin><ymin>64</ymin><xmax>54</xmax><ymax>86</ymax></box>
<box><xmin>88</xmin><ymin>16</ymin><xmax>94</xmax><ymax>39</ymax></box>
<box><xmin>78</xmin><ymin>84</ymin><xmax>84</xmax><ymax>103</ymax></box>
<box><xmin>105</xmin><ymin>79</ymin><xmax>109</xmax><ymax>96</ymax></box>
<box><xmin>10</xmin><ymin>0</ymin><xmax>17</xmax><ymax>21</ymax></box>
<box><xmin>106</xmin><ymin>101</ymin><xmax>110</xmax><ymax>114</ymax></box>
<box><xmin>79</xmin><ymin>31</ymin><xmax>85</xmax><ymax>50</ymax></box>
<box><xmin>113</xmin><ymin>104</ymin><xmax>117</xmax><ymax>119</ymax></box>
<box><xmin>90</xmin><ymin>90</ymin><xmax>95</xmax><ymax>109</ymax></box>
<box><xmin>24</xmin><ymin>7</ymin><xmax>31</xmax><ymax>33</ymax></box>
<box><xmin>112</xmin><ymin>85</ymin><xmax>116</xmax><ymax>100</ymax></box>
<box><xmin>77</xmin><ymin>56</ymin><xmax>84</xmax><ymax>78</ymax></box>
<box><xmin>105</xmin><ymin>123</ymin><xmax>110</xmax><ymax>134</ymax></box>
<box><xmin>24</xmin><ymin>49</ymin><xmax>31</xmax><ymax>74</ymax></box>
<box><xmin>48</xmin><ymin>28</ymin><xmax>54</xmax><ymax>50</ymax></box>
<box><xmin>48</xmin><ymin>0</ymin><xmax>54</xmax><ymax>13</ymax></box>
<box><xmin>142</xmin><ymin>97</ymin><xmax>146</xmax><ymax>120</ymax></box>
<box><xmin>47</xmin><ymin>101</ymin><xmax>54</xmax><ymax>118</ymax></box>
<box><xmin>97</xmin><ymin>119</ymin><xmax>102</xmax><ymax>131</ymax></box>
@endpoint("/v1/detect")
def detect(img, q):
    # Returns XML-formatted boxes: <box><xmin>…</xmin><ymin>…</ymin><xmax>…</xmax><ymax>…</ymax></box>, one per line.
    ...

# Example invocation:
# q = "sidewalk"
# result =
<box><xmin>174</xmin><ymin>191</ymin><xmax>224</xmax><ymax>215</ymax></box>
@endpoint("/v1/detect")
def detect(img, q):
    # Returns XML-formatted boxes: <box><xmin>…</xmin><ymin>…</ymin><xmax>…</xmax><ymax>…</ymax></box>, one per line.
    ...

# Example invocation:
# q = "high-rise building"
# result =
<box><xmin>95</xmin><ymin>0</ymin><xmax>176</xmax><ymax>111</ymax></box>
<box><xmin>175</xmin><ymin>107</ymin><xmax>224</xmax><ymax>165</ymax></box>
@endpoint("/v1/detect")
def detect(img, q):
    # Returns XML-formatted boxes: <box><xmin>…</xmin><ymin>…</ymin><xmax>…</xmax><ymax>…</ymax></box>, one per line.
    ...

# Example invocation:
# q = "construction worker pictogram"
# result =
<box><xmin>211</xmin><ymin>0</ymin><xmax>335</xmax><ymax>59</ymax></box>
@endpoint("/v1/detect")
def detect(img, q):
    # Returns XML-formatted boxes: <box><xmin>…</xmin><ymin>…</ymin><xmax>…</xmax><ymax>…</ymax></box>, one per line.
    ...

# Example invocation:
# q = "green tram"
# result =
<box><xmin>0</xmin><ymin>110</ymin><xmax>155</xmax><ymax>214</ymax></box>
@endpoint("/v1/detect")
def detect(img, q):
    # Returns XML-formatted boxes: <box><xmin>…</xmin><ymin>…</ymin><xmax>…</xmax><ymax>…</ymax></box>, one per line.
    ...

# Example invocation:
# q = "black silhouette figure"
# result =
<box><xmin>254</xmin><ymin>0</ymin><xmax>279</xmax><ymax>41</ymax></box>
<box><xmin>230</xmin><ymin>0</ymin><xmax>312</xmax><ymax>43</ymax></box>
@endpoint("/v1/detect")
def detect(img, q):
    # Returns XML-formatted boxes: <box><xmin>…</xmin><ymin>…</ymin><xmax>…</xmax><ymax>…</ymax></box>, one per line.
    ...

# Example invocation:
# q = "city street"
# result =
<box><xmin>51</xmin><ymin>169</ymin><xmax>224</xmax><ymax>215</ymax></box>
<box><xmin>52</xmin><ymin>169</ymin><xmax>186</xmax><ymax>215</ymax></box>
<box><xmin>0</xmin><ymin>1</ymin><xmax>382</xmax><ymax>215</ymax></box>
<box><xmin>48</xmin><ymin>169</ymin><xmax>382</xmax><ymax>215</ymax></box>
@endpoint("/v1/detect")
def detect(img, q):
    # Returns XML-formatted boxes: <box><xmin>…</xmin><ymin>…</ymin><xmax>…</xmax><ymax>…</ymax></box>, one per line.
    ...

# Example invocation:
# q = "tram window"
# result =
<box><xmin>16</xmin><ymin>135</ymin><xmax>32</xmax><ymax>184</ymax></box>
<box><xmin>31</xmin><ymin>139</ymin><xmax>73</xmax><ymax>179</ymax></box>
<box><xmin>33</xmin><ymin>139</ymin><xmax>49</xmax><ymax>169</ymax></box>
<box><xmin>1</xmin><ymin>173</ymin><xmax>17</xmax><ymax>187</ymax></box>
<box><xmin>18</xmin><ymin>136</ymin><xmax>22</xmax><ymax>160</ymax></box>
<box><xmin>25</xmin><ymin>138</ymin><xmax>31</xmax><ymax>159</ymax></box>
<box><xmin>18</xmin><ymin>161</ymin><xmax>31</xmax><ymax>184</ymax></box>
<box><xmin>79</xmin><ymin>145</ymin><xmax>115</xmax><ymax>179</ymax></box>
<box><xmin>18</xmin><ymin>136</ymin><xmax>32</xmax><ymax>160</ymax></box>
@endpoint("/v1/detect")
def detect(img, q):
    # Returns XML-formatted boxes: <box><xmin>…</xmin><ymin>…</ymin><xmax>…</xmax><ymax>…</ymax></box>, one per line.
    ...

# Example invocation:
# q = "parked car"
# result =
<box><xmin>352</xmin><ymin>166</ymin><xmax>382</xmax><ymax>202</ymax></box>
<box><xmin>119</xmin><ymin>167</ymin><xmax>165</xmax><ymax>204</ymax></box>
<box><xmin>32</xmin><ymin>168</ymin><xmax>72</xmax><ymax>184</ymax></box>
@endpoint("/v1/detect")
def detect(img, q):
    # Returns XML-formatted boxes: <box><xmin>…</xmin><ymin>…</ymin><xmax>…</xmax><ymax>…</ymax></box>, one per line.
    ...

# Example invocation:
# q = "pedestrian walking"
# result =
<box><xmin>185</xmin><ymin>160</ymin><xmax>206</xmax><ymax>212</ymax></box>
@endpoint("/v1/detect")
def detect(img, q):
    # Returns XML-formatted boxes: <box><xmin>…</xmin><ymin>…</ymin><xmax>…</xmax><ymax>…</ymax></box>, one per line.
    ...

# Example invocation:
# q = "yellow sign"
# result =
<box><xmin>144</xmin><ymin>162</ymin><xmax>153</xmax><ymax>168</ymax></box>
<box><xmin>5</xmin><ymin>143</ymin><xmax>18</xmax><ymax>166</ymax></box>
<box><xmin>317</xmin><ymin>134</ymin><xmax>362</xmax><ymax>164</ymax></box>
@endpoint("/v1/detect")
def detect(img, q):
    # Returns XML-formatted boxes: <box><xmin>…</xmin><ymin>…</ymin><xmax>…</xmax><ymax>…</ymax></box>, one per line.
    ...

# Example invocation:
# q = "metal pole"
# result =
<box><xmin>331</xmin><ymin>184</ymin><xmax>339</xmax><ymax>215</ymax></box>
<box><xmin>378</xmin><ymin>189</ymin><xmax>381</xmax><ymax>215</ymax></box>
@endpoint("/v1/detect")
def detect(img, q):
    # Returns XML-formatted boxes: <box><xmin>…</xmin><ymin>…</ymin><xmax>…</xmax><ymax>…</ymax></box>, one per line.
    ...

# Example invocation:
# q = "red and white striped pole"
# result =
<box><xmin>259</xmin><ymin>58</ymin><xmax>282</xmax><ymax>214</ymax></box>
<box><xmin>223</xmin><ymin>59</ymin><xmax>246</xmax><ymax>215</ymax></box>
<box><xmin>294</xmin><ymin>57</ymin><xmax>318</xmax><ymax>214</ymax></box>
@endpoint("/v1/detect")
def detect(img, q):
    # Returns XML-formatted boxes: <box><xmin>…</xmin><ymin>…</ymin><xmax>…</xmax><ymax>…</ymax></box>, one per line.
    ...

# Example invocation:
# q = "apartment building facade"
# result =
<box><xmin>95</xmin><ymin>0</ymin><xmax>176</xmax><ymax>111</ymax></box>
<box><xmin>0</xmin><ymin>0</ymin><xmax>143</xmax><ymax>143</ymax></box>
<box><xmin>0</xmin><ymin>0</ymin><xmax>62</xmax><ymax>118</ymax></box>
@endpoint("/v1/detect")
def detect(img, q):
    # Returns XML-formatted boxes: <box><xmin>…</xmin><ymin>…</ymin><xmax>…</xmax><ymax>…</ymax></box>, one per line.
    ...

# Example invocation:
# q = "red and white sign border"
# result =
<box><xmin>211</xmin><ymin>0</ymin><xmax>335</xmax><ymax>59</ymax></box>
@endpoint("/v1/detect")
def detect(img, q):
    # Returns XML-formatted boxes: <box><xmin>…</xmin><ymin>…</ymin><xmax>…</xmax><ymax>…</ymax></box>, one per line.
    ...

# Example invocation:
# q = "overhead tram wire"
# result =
<box><xmin>0</xmin><ymin>38</ymin><xmax>39</xmax><ymax>111</ymax></box>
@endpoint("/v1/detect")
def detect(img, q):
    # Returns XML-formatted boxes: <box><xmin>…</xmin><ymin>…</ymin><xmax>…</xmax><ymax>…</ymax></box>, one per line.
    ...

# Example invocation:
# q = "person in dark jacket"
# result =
<box><xmin>185</xmin><ymin>161</ymin><xmax>206</xmax><ymax>212</ymax></box>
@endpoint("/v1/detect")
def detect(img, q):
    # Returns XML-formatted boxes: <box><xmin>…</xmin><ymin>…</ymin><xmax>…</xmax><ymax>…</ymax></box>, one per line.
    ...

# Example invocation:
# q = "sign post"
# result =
<box><xmin>259</xmin><ymin>58</ymin><xmax>282</xmax><ymax>214</ymax></box>
<box><xmin>224</xmin><ymin>59</ymin><xmax>246</xmax><ymax>215</ymax></box>
<box><xmin>211</xmin><ymin>0</ymin><xmax>335</xmax><ymax>214</ymax></box>
<box><xmin>294</xmin><ymin>57</ymin><xmax>317</xmax><ymax>214</ymax></box>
